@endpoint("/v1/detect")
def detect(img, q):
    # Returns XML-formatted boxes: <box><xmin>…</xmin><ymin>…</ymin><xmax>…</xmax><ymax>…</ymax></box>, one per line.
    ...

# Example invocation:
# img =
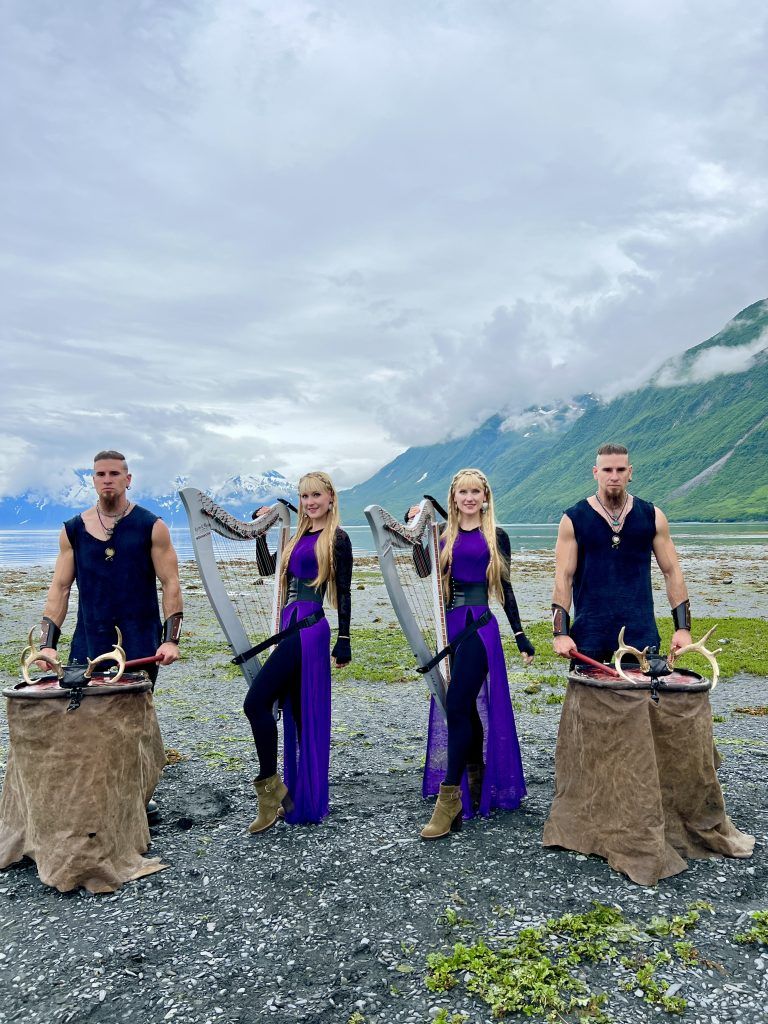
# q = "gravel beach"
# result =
<box><xmin>0</xmin><ymin>548</ymin><xmax>766</xmax><ymax>1024</ymax></box>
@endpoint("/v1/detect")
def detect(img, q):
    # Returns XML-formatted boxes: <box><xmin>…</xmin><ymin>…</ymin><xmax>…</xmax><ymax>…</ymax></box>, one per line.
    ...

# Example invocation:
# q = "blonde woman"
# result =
<box><xmin>244</xmin><ymin>472</ymin><xmax>352</xmax><ymax>831</ymax></box>
<box><xmin>408</xmin><ymin>468</ymin><xmax>533</xmax><ymax>839</ymax></box>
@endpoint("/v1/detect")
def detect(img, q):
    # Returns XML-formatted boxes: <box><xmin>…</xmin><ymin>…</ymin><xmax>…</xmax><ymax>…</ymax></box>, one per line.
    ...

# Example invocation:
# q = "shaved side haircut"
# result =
<box><xmin>93</xmin><ymin>450</ymin><xmax>129</xmax><ymax>470</ymax></box>
<box><xmin>596</xmin><ymin>443</ymin><xmax>628</xmax><ymax>458</ymax></box>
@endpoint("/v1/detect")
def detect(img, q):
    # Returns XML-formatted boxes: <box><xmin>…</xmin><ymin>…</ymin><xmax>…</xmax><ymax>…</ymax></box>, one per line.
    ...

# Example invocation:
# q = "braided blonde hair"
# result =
<box><xmin>439</xmin><ymin>467</ymin><xmax>507</xmax><ymax>604</ymax></box>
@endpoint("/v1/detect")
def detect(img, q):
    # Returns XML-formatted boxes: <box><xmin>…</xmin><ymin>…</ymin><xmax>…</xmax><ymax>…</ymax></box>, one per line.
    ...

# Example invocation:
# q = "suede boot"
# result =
<box><xmin>467</xmin><ymin>763</ymin><xmax>485</xmax><ymax>810</ymax></box>
<box><xmin>248</xmin><ymin>773</ymin><xmax>291</xmax><ymax>834</ymax></box>
<box><xmin>420</xmin><ymin>784</ymin><xmax>463</xmax><ymax>840</ymax></box>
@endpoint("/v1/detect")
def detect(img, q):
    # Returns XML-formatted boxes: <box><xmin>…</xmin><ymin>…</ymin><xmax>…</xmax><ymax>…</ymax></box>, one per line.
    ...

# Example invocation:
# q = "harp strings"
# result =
<box><xmin>386</xmin><ymin>529</ymin><xmax>439</xmax><ymax>655</ymax></box>
<box><xmin>209</xmin><ymin>524</ymin><xmax>282</xmax><ymax>649</ymax></box>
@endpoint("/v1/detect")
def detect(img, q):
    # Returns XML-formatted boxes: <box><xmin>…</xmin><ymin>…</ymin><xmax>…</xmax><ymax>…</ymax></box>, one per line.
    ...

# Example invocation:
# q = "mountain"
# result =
<box><xmin>340</xmin><ymin>399</ymin><xmax>596</xmax><ymax>521</ymax></box>
<box><xmin>342</xmin><ymin>300</ymin><xmax>768</xmax><ymax>523</ymax></box>
<box><xmin>0</xmin><ymin>471</ymin><xmax>296</xmax><ymax>530</ymax></box>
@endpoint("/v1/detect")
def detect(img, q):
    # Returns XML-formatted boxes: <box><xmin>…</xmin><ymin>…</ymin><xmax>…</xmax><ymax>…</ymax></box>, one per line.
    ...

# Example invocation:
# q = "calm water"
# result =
<box><xmin>1</xmin><ymin>522</ymin><xmax>766</xmax><ymax>568</ymax></box>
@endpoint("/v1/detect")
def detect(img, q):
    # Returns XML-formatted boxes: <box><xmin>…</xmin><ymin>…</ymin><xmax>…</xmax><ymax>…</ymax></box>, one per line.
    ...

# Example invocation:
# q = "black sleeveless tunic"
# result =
<box><xmin>565</xmin><ymin>497</ymin><xmax>661</xmax><ymax>658</ymax></box>
<box><xmin>64</xmin><ymin>506</ymin><xmax>162</xmax><ymax>663</ymax></box>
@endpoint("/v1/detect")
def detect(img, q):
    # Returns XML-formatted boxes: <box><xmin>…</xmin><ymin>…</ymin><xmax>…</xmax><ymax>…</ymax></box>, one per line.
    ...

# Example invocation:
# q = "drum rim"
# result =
<box><xmin>568</xmin><ymin>665</ymin><xmax>711</xmax><ymax>692</ymax></box>
<box><xmin>4</xmin><ymin>671</ymin><xmax>152</xmax><ymax>699</ymax></box>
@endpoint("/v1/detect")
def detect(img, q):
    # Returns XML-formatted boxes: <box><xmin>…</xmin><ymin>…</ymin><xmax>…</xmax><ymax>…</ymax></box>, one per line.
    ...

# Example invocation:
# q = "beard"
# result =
<box><xmin>602</xmin><ymin>485</ymin><xmax>627</xmax><ymax>510</ymax></box>
<box><xmin>99</xmin><ymin>491</ymin><xmax>125</xmax><ymax>513</ymax></box>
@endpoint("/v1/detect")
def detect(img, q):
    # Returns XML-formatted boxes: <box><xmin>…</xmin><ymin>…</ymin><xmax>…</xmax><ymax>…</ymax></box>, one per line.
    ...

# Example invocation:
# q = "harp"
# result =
<box><xmin>179</xmin><ymin>488</ymin><xmax>292</xmax><ymax>686</ymax></box>
<box><xmin>364</xmin><ymin>497</ymin><xmax>450</xmax><ymax>715</ymax></box>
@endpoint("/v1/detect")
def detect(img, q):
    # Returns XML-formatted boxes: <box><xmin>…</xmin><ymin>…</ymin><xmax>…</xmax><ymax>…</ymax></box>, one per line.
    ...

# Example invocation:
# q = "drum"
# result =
<box><xmin>0</xmin><ymin>670</ymin><xmax>167</xmax><ymax>893</ymax></box>
<box><xmin>543</xmin><ymin>665</ymin><xmax>754</xmax><ymax>886</ymax></box>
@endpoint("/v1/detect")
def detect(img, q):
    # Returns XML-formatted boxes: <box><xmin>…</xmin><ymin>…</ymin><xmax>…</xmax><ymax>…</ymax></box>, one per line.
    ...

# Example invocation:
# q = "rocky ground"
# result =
<box><xmin>0</xmin><ymin>551</ymin><xmax>766</xmax><ymax>1024</ymax></box>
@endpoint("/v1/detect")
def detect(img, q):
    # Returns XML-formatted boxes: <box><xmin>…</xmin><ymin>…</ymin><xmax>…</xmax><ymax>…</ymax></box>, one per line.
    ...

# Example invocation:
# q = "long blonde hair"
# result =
<box><xmin>439</xmin><ymin>467</ymin><xmax>506</xmax><ymax>604</ymax></box>
<box><xmin>279</xmin><ymin>471</ymin><xmax>341</xmax><ymax>608</ymax></box>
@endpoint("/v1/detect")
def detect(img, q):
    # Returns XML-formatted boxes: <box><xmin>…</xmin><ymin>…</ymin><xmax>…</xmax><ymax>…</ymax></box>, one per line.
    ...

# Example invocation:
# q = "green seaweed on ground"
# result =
<box><xmin>620</xmin><ymin>951</ymin><xmax>686</xmax><ymax>1014</ymax></box>
<box><xmin>733</xmin><ymin>910</ymin><xmax>768</xmax><ymax>945</ymax></box>
<box><xmin>657</xmin><ymin>617</ymin><xmax>768</xmax><ymax>676</ymax></box>
<box><xmin>0</xmin><ymin>650</ymin><xmax>22</xmax><ymax>676</ymax></box>
<box><xmin>646</xmin><ymin>906</ymin><xmax>709</xmax><ymax>939</ymax></box>
<box><xmin>335</xmin><ymin>626</ymin><xmax>420</xmax><ymax>684</ymax></box>
<box><xmin>424</xmin><ymin>900</ymin><xmax>721</xmax><ymax>1021</ymax></box>
<box><xmin>194</xmin><ymin>738</ymin><xmax>247</xmax><ymax>772</ymax></box>
<box><xmin>438</xmin><ymin>906</ymin><xmax>472</xmax><ymax>930</ymax></box>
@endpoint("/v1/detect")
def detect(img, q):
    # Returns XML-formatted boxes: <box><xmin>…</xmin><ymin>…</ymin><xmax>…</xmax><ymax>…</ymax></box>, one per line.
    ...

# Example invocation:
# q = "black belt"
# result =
<box><xmin>232</xmin><ymin>610</ymin><xmax>325</xmax><ymax>665</ymax></box>
<box><xmin>417</xmin><ymin>609</ymin><xmax>492</xmax><ymax>675</ymax></box>
<box><xmin>287</xmin><ymin>577</ymin><xmax>325</xmax><ymax>604</ymax></box>
<box><xmin>448</xmin><ymin>583</ymin><xmax>489</xmax><ymax>609</ymax></box>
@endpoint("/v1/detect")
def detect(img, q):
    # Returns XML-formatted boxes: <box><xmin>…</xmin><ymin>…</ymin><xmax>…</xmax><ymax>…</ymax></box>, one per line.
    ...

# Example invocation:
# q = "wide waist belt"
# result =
<box><xmin>232</xmin><ymin>609</ymin><xmax>325</xmax><ymax>666</ymax></box>
<box><xmin>287</xmin><ymin>577</ymin><xmax>325</xmax><ymax>604</ymax></box>
<box><xmin>448</xmin><ymin>583</ymin><xmax>489</xmax><ymax>609</ymax></box>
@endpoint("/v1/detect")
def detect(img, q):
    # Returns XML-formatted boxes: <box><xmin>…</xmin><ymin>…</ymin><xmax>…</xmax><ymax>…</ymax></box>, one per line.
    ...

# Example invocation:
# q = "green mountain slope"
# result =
<box><xmin>341</xmin><ymin>407</ymin><xmax>588</xmax><ymax>522</ymax></box>
<box><xmin>343</xmin><ymin>300</ymin><xmax>768</xmax><ymax>523</ymax></box>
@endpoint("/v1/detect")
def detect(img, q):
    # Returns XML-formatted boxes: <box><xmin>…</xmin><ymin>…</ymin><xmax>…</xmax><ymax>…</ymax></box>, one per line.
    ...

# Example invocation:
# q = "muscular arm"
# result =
<box><xmin>37</xmin><ymin>529</ymin><xmax>76</xmax><ymax>665</ymax></box>
<box><xmin>652</xmin><ymin>508</ymin><xmax>692</xmax><ymax>653</ymax></box>
<box><xmin>551</xmin><ymin>514</ymin><xmax>578</xmax><ymax>657</ymax></box>
<box><xmin>151</xmin><ymin>520</ymin><xmax>183</xmax><ymax>664</ymax></box>
<box><xmin>42</xmin><ymin>528</ymin><xmax>76</xmax><ymax>627</ymax></box>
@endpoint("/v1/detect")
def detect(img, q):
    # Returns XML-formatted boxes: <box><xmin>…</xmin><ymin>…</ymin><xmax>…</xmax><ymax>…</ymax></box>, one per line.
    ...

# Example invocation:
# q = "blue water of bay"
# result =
<box><xmin>1</xmin><ymin>522</ymin><xmax>766</xmax><ymax>568</ymax></box>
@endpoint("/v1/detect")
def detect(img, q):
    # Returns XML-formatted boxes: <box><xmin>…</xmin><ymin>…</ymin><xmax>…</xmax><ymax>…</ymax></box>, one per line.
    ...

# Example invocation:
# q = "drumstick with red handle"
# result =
<box><xmin>124</xmin><ymin>655</ymin><xmax>164</xmax><ymax>669</ymax></box>
<box><xmin>557</xmin><ymin>647</ymin><xmax>622</xmax><ymax>680</ymax></box>
<box><xmin>101</xmin><ymin>655</ymin><xmax>164</xmax><ymax>675</ymax></box>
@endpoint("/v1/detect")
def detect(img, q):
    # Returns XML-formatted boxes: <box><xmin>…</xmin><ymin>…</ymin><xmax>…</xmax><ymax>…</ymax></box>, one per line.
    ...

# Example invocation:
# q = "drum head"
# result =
<box><xmin>569</xmin><ymin>666</ymin><xmax>711</xmax><ymax>693</ymax></box>
<box><xmin>4</xmin><ymin>671</ymin><xmax>152</xmax><ymax>700</ymax></box>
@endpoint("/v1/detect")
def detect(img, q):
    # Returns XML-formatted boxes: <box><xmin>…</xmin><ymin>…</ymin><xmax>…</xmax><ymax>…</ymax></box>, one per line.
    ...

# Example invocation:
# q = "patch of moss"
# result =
<box><xmin>656</xmin><ymin>617</ymin><xmax>768</xmax><ymax>677</ymax></box>
<box><xmin>194</xmin><ymin>738</ymin><xmax>247</xmax><ymax>772</ymax></box>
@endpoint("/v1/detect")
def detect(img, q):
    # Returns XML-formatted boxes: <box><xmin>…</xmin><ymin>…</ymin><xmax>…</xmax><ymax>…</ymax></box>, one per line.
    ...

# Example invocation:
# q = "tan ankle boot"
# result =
<box><xmin>420</xmin><ymin>784</ymin><xmax>463</xmax><ymax>840</ymax></box>
<box><xmin>467</xmin><ymin>763</ymin><xmax>485</xmax><ymax>810</ymax></box>
<box><xmin>248</xmin><ymin>773</ymin><xmax>290</xmax><ymax>834</ymax></box>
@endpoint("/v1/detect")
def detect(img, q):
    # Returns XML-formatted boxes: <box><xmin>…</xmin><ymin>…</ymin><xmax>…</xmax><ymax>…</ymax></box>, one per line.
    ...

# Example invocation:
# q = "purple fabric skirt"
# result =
<box><xmin>280</xmin><ymin>600</ymin><xmax>331</xmax><ymax>825</ymax></box>
<box><xmin>423</xmin><ymin>605</ymin><xmax>526</xmax><ymax>819</ymax></box>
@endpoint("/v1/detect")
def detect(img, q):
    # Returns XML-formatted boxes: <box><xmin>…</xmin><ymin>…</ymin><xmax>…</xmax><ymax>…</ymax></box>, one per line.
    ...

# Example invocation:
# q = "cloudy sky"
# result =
<box><xmin>1</xmin><ymin>0</ymin><xmax>766</xmax><ymax>498</ymax></box>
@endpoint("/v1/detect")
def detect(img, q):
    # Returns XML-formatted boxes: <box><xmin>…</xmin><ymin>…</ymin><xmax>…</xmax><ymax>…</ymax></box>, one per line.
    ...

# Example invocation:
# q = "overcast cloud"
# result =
<box><xmin>1</xmin><ymin>0</ymin><xmax>766</xmax><ymax>498</ymax></box>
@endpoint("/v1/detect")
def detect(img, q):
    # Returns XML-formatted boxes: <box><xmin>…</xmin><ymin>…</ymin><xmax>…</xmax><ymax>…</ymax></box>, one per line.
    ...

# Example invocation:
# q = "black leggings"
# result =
<box><xmin>444</xmin><ymin>620</ymin><xmax>489</xmax><ymax>786</ymax></box>
<box><xmin>243</xmin><ymin>631</ymin><xmax>303</xmax><ymax>780</ymax></box>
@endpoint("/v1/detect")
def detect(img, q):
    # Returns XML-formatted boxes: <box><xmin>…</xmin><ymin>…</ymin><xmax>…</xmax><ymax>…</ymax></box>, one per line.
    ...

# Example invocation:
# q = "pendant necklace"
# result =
<box><xmin>594</xmin><ymin>493</ymin><xmax>629</xmax><ymax>549</ymax></box>
<box><xmin>96</xmin><ymin>501</ymin><xmax>130</xmax><ymax>559</ymax></box>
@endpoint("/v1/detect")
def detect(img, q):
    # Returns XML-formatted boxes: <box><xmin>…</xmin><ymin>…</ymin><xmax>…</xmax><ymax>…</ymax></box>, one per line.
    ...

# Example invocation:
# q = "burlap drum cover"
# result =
<box><xmin>542</xmin><ymin>675</ymin><xmax>755</xmax><ymax>886</ymax></box>
<box><xmin>0</xmin><ymin>683</ymin><xmax>167</xmax><ymax>893</ymax></box>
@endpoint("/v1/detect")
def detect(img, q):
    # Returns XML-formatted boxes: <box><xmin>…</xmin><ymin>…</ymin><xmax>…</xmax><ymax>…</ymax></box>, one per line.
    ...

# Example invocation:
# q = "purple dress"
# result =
<box><xmin>281</xmin><ymin>533</ymin><xmax>332</xmax><ymax>824</ymax></box>
<box><xmin>423</xmin><ymin>529</ymin><xmax>527</xmax><ymax>818</ymax></box>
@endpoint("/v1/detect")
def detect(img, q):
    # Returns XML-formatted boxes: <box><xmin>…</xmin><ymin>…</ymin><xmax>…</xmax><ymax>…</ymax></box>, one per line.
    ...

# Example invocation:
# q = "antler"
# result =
<box><xmin>21</xmin><ymin>627</ymin><xmax>64</xmax><ymax>686</ymax></box>
<box><xmin>84</xmin><ymin>627</ymin><xmax>126</xmax><ymax>683</ymax></box>
<box><xmin>668</xmin><ymin>625</ymin><xmax>721</xmax><ymax>690</ymax></box>
<box><xmin>613</xmin><ymin>626</ymin><xmax>650</xmax><ymax>684</ymax></box>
